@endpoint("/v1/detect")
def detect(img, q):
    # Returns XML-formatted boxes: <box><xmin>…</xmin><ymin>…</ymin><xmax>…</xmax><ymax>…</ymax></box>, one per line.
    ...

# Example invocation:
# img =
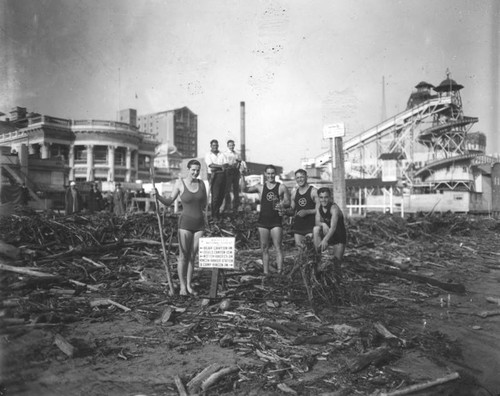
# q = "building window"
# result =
<box><xmin>74</xmin><ymin>146</ymin><xmax>86</xmax><ymax>163</ymax></box>
<box><xmin>94</xmin><ymin>146</ymin><xmax>107</xmax><ymax>163</ymax></box>
<box><xmin>115</xmin><ymin>147</ymin><xmax>126</xmax><ymax>166</ymax></box>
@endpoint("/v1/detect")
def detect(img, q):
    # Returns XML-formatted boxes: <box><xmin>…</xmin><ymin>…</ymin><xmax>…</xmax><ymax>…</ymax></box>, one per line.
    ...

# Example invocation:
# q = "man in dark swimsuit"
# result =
<box><xmin>290</xmin><ymin>169</ymin><xmax>318</xmax><ymax>247</ymax></box>
<box><xmin>246</xmin><ymin>165</ymin><xmax>290</xmax><ymax>275</ymax></box>
<box><xmin>313</xmin><ymin>187</ymin><xmax>347</xmax><ymax>261</ymax></box>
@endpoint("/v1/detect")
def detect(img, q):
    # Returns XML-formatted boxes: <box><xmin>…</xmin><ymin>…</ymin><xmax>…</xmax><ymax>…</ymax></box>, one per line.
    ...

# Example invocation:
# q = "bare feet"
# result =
<box><xmin>179</xmin><ymin>289</ymin><xmax>188</xmax><ymax>296</ymax></box>
<box><xmin>187</xmin><ymin>287</ymin><xmax>198</xmax><ymax>296</ymax></box>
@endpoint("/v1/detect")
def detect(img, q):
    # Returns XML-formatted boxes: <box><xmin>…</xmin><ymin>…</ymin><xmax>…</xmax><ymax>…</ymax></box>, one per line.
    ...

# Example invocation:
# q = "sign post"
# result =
<box><xmin>322</xmin><ymin>123</ymin><xmax>347</xmax><ymax>214</ymax></box>
<box><xmin>199</xmin><ymin>237</ymin><xmax>236</xmax><ymax>298</ymax></box>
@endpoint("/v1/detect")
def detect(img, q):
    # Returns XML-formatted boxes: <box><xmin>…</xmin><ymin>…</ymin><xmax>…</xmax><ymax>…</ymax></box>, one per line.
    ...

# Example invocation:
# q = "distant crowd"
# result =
<box><xmin>64</xmin><ymin>182</ymin><xmax>149</xmax><ymax>216</ymax></box>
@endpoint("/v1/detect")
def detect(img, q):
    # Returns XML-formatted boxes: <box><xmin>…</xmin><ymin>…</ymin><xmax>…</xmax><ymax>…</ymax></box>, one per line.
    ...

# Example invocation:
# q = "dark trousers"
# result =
<box><xmin>225</xmin><ymin>168</ymin><xmax>240</xmax><ymax>212</ymax></box>
<box><xmin>210</xmin><ymin>171</ymin><xmax>226</xmax><ymax>218</ymax></box>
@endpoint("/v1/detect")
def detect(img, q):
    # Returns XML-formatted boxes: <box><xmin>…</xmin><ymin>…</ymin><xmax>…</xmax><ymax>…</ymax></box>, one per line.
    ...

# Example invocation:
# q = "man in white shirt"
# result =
<box><xmin>224</xmin><ymin>139</ymin><xmax>244</xmax><ymax>213</ymax></box>
<box><xmin>204</xmin><ymin>139</ymin><xmax>228</xmax><ymax>220</ymax></box>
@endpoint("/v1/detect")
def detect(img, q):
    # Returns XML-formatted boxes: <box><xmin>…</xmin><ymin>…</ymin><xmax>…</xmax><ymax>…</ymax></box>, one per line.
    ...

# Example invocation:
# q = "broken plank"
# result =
<box><xmin>348</xmin><ymin>346</ymin><xmax>392</xmax><ymax>373</ymax></box>
<box><xmin>187</xmin><ymin>363</ymin><xmax>222</xmax><ymax>394</ymax></box>
<box><xmin>173</xmin><ymin>375</ymin><xmax>188</xmax><ymax>396</ymax></box>
<box><xmin>376</xmin><ymin>268</ymin><xmax>466</xmax><ymax>294</ymax></box>
<box><xmin>261</xmin><ymin>320</ymin><xmax>299</xmax><ymax>336</ymax></box>
<box><xmin>0</xmin><ymin>262</ymin><xmax>56</xmax><ymax>278</ymax></box>
<box><xmin>0</xmin><ymin>240</ymin><xmax>20</xmax><ymax>259</ymax></box>
<box><xmin>201</xmin><ymin>366</ymin><xmax>239</xmax><ymax>392</ymax></box>
<box><xmin>90</xmin><ymin>298</ymin><xmax>131</xmax><ymax>312</ymax></box>
<box><xmin>381</xmin><ymin>372</ymin><xmax>459</xmax><ymax>396</ymax></box>
<box><xmin>475</xmin><ymin>310</ymin><xmax>500</xmax><ymax>319</ymax></box>
<box><xmin>292</xmin><ymin>334</ymin><xmax>335</xmax><ymax>345</ymax></box>
<box><xmin>54</xmin><ymin>334</ymin><xmax>76</xmax><ymax>358</ymax></box>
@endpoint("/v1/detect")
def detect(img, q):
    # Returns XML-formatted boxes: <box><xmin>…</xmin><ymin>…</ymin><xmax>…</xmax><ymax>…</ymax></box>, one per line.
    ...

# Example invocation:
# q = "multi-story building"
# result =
<box><xmin>0</xmin><ymin>106</ymin><xmax>159</xmax><ymax>200</ymax></box>
<box><xmin>136</xmin><ymin>107</ymin><xmax>197</xmax><ymax>159</ymax></box>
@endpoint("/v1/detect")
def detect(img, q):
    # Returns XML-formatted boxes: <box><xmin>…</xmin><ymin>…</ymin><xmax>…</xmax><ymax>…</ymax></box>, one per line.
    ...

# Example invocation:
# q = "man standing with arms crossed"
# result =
<box><xmin>290</xmin><ymin>169</ymin><xmax>319</xmax><ymax>247</ymax></box>
<box><xmin>204</xmin><ymin>139</ymin><xmax>227</xmax><ymax>221</ymax></box>
<box><xmin>224</xmin><ymin>139</ymin><xmax>244</xmax><ymax>214</ymax></box>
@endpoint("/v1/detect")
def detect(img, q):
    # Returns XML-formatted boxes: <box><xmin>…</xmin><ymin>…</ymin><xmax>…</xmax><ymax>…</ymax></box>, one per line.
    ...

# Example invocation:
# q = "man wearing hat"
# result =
<box><xmin>65</xmin><ymin>181</ymin><xmax>82</xmax><ymax>215</ymax></box>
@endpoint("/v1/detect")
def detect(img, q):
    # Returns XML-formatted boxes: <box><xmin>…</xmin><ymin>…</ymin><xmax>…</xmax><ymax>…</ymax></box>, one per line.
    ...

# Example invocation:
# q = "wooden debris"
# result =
<box><xmin>187</xmin><ymin>363</ymin><xmax>222</xmax><ymax>394</ymax></box>
<box><xmin>277</xmin><ymin>383</ymin><xmax>298</xmax><ymax>394</ymax></box>
<box><xmin>348</xmin><ymin>346</ymin><xmax>392</xmax><ymax>373</ymax></box>
<box><xmin>486</xmin><ymin>296</ymin><xmax>500</xmax><ymax>305</ymax></box>
<box><xmin>0</xmin><ymin>262</ymin><xmax>56</xmax><ymax>278</ymax></box>
<box><xmin>90</xmin><ymin>298</ymin><xmax>131</xmax><ymax>312</ymax></box>
<box><xmin>261</xmin><ymin>320</ymin><xmax>299</xmax><ymax>336</ymax></box>
<box><xmin>173</xmin><ymin>375</ymin><xmax>188</xmax><ymax>396</ymax></box>
<box><xmin>82</xmin><ymin>256</ymin><xmax>106</xmax><ymax>268</ymax></box>
<box><xmin>159</xmin><ymin>306</ymin><xmax>174</xmax><ymax>324</ymax></box>
<box><xmin>374</xmin><ymin>322</ymin><xmax>398</xmax><ymax>340</ymax></box>
<box><xmin>293</xmin><ymin>334</ymin><xmax>335</xmax><ymax>345</ymax></box>
<box><xmin>475</xmin><ymin>309</ymin><xmax>500</xmax><ymax>318</ymax></box>
<box><xmin>375</xmin><ymin>268</ymin><xmax>466</xmax><ymax>294</ymax></box>
<box><xmin>69</xmin><ymin>279</ymin><xmax>101</xmax><ymax>291</ymax></box>
<box><xmin>381</xmin><ymin>372</ymin><xmax>459</xmax><ymax>396</ymax></box>
<box><xmin>0</xmin><ymin>240</ymin><xmax>20</xmax><ymax>259</ymax></box>
<box><xmin>54</xmin><ymin>334</ymin><xmax>76</xmax><ymax>358</ymax></box>
<box><xmin>201</xmin><ymin>365</ymin><xmax>239</xmax><ymax>392</ymax></box>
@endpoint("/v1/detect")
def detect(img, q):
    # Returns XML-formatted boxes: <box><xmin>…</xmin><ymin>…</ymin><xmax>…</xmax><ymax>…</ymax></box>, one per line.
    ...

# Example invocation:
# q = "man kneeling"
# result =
<box><xmin>313</xmin><ymin>187</ymin><xmax>346</xmax><ymax>261</ymax></box>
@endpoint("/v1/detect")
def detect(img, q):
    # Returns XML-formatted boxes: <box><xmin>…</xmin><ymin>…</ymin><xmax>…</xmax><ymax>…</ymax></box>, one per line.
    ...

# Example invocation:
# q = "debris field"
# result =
<box><xmin>1</xmin><ymin>210</ymin><xmax>500</xmax><ymax>395</ymax></box>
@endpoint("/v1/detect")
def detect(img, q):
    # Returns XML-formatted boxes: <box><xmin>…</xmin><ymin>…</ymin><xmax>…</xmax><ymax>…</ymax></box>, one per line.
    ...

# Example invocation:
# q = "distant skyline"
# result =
<box><xmin>1</xmin><ymin>0</ymin><xmax>498</xmax><ymax>172</ymax></box>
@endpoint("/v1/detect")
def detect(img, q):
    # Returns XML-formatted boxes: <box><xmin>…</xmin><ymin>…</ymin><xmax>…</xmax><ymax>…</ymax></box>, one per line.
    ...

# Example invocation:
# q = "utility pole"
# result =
<box><xmin>240</xmin><ymin>101</ymin><xmax>246</xmax><ymax>161</ymax></box>
<box><xmin>323</xmin><ymin>123</ymin><xmax>347</xmax><ymax>214</ymax></box>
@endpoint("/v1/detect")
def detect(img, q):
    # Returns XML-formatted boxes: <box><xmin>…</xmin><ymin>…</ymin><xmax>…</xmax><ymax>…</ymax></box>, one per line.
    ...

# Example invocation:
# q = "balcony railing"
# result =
<box><xmin>28</xmin><ymin>115</ymin><xmax>72</xmax><ymax>127</ymax></box>
<box><xmin>72</xmin><ymin>120</ymin><xmax>138</xmax><ymax>133</ymax></box>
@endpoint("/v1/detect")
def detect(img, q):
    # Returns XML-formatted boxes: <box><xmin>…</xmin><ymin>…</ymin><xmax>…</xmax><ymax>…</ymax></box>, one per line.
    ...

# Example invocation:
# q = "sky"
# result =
<box><xmin>1</xmin><ymin>0</ymin><xmax>498</xmax><ymax>172</ymax></box>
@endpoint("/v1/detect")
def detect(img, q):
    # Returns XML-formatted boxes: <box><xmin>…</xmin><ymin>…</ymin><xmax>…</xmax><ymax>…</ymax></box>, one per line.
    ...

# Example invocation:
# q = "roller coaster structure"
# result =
<box><xmin>313</xmin><ymin>72</ymin><xmax>492</xmax><ymax>193</ymax></box>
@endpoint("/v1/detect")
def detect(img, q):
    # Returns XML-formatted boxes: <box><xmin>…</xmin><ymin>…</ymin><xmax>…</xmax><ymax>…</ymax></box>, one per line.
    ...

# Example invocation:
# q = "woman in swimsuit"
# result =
<box><xmin>153</xmin><ymin>160</ymin><xmax>207</xmax><ymax>295</ymax></box>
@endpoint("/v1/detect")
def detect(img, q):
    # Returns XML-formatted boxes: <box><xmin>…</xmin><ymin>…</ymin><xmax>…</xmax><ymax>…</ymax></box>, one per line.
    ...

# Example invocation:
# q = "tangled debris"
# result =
<box><xmin>1</xmin><ymin>210</ymin><xmax>499</xmax><ymax>395</ymax></box>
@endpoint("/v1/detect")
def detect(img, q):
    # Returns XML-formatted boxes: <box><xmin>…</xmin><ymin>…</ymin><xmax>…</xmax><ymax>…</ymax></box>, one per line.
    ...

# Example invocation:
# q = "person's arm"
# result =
<box><xmin>320</xmin><ymin>204</ymin><xmax>341</xmax><ymax>251</ymax></box>
<box><xmin>290</xmin><ymin>188</ymin><xmax>297</xmax><ymax>212</ymax></box>
<box><xmin>279</xmin><ymin>183</ymin><xmax>291</xmax><ymax>209</ymax></box>
<box><xmin>245</xmin><ymin>182</ymin><xmax>261</xmax><ymax>194</ymax></box>
<box><xmin>315</xmin><ymin>207</ymin><xmax>322</xmax><ymax>227</ymax></box>
<box><xmin>153</xmin><ymin>180</ymin><xmax>181</xmax><ymax>207</ymax></box>
<box><xmin>205</xmin><ymin>152</ymin><xmax>227</xmax><ymax>172</ymax></box>
<box><xmin>200</xmin><ymin>181</ymin><xmax>209</xmax><ymax>224</ymax></box>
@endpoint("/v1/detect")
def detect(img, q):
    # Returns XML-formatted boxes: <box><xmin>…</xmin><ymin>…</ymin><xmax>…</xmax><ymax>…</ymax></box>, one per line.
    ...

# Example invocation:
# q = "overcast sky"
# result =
<box><xmin>1</xmin><ymin>0</ymin><xmax>498</xmax><ymax>172</ymax></box>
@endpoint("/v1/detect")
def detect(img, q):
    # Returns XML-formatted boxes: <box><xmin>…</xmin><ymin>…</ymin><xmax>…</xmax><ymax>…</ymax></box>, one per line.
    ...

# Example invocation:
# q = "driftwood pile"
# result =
<box><xmin>1</xmin><ymin>210</ymin><xmax>499</xmax><ymax>395</ymax></box>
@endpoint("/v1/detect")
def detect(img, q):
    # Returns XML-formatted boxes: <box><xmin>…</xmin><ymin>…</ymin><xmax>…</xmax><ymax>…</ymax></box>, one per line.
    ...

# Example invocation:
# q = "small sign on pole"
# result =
<box><xmin>322</xmin><ymin>122</ymin><xmax>345</xmax><ymax>139</ymax></box>
<box><xmin>199</xmin><ymin>237</ymin><xmax>236</xmax><ymax>269</ymax></box>
<box><xmin>199</xmin><ymin>237</ymin><xmax>236</xmax><ymax>298</ymax></box>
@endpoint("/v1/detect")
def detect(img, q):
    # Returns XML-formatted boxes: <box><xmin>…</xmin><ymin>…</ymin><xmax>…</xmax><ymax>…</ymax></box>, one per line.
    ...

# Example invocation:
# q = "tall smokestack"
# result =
<box><xmin>240</xmin><ymin>101</ymin><xmax>246</xmax><ymax>161</ymax></box>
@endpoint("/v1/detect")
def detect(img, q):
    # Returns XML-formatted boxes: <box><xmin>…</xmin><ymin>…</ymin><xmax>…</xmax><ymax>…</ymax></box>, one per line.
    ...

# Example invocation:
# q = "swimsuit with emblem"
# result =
<box><xmin>257</xmin><ymin>182</ymin><xmax>282</xmax><ymax>229</ymax></box>
<box><xmin>292</xmin><ymin>185</ymin><xmax>316</xmax><ymax>235</ymax></box>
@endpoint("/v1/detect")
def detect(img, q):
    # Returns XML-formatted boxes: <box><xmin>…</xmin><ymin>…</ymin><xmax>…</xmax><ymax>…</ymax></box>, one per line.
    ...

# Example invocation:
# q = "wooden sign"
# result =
<box><xmin>199</xmin><ymin>237</ymin><xmax>235</xmax><ymax>269</ymax></box>
<box><xmin>323</xmin><ymin>122</ymin><xmax>345</xmax><ymax>139</ymax></box>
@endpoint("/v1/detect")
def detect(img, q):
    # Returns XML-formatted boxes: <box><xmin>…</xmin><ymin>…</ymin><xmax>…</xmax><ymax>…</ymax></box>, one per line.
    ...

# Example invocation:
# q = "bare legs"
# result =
<box><xmin>313</xmin><ymin>224</ymin><xmax>345</xmax><ymax>261</ymax></box>
<box><xmin>313</xmin><ymin>224</ymin><xmax>328</xmax><ymax>250</ymax></box>
<box><xmin>258</xmin><ymin>227</ymin><xmax>284</xmax><ymax>274</ymax></box>
<box><xmin>294</xmin><ymin>233</ymin><xmax>312</xmax><ymax>248</ymax></box>
<box><xmin>177</xmin><ymin>229</ymin><xmax>204</xmax><ymax>295</ymax></box>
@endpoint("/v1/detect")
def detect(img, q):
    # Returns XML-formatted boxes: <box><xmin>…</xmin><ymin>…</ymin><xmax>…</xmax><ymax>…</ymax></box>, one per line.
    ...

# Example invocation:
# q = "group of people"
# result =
<box><xmin>247</xmin><ymin>166</ymin><xmax>346</xmax><ymax>275</ymax></box>
<box><xmin>153</xmin><ymin>158</ymin><xmax>346</xmax><ymax>295</ymax></box>
<box><xmin>64</xmin><ymin>182</ymin><xmax>148</xmax><ymax>215</ymax></box>
<box><xmin>204</xmin><ymin>139</ymin><xmax>247</xmax><ymax>220</ymax></box>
